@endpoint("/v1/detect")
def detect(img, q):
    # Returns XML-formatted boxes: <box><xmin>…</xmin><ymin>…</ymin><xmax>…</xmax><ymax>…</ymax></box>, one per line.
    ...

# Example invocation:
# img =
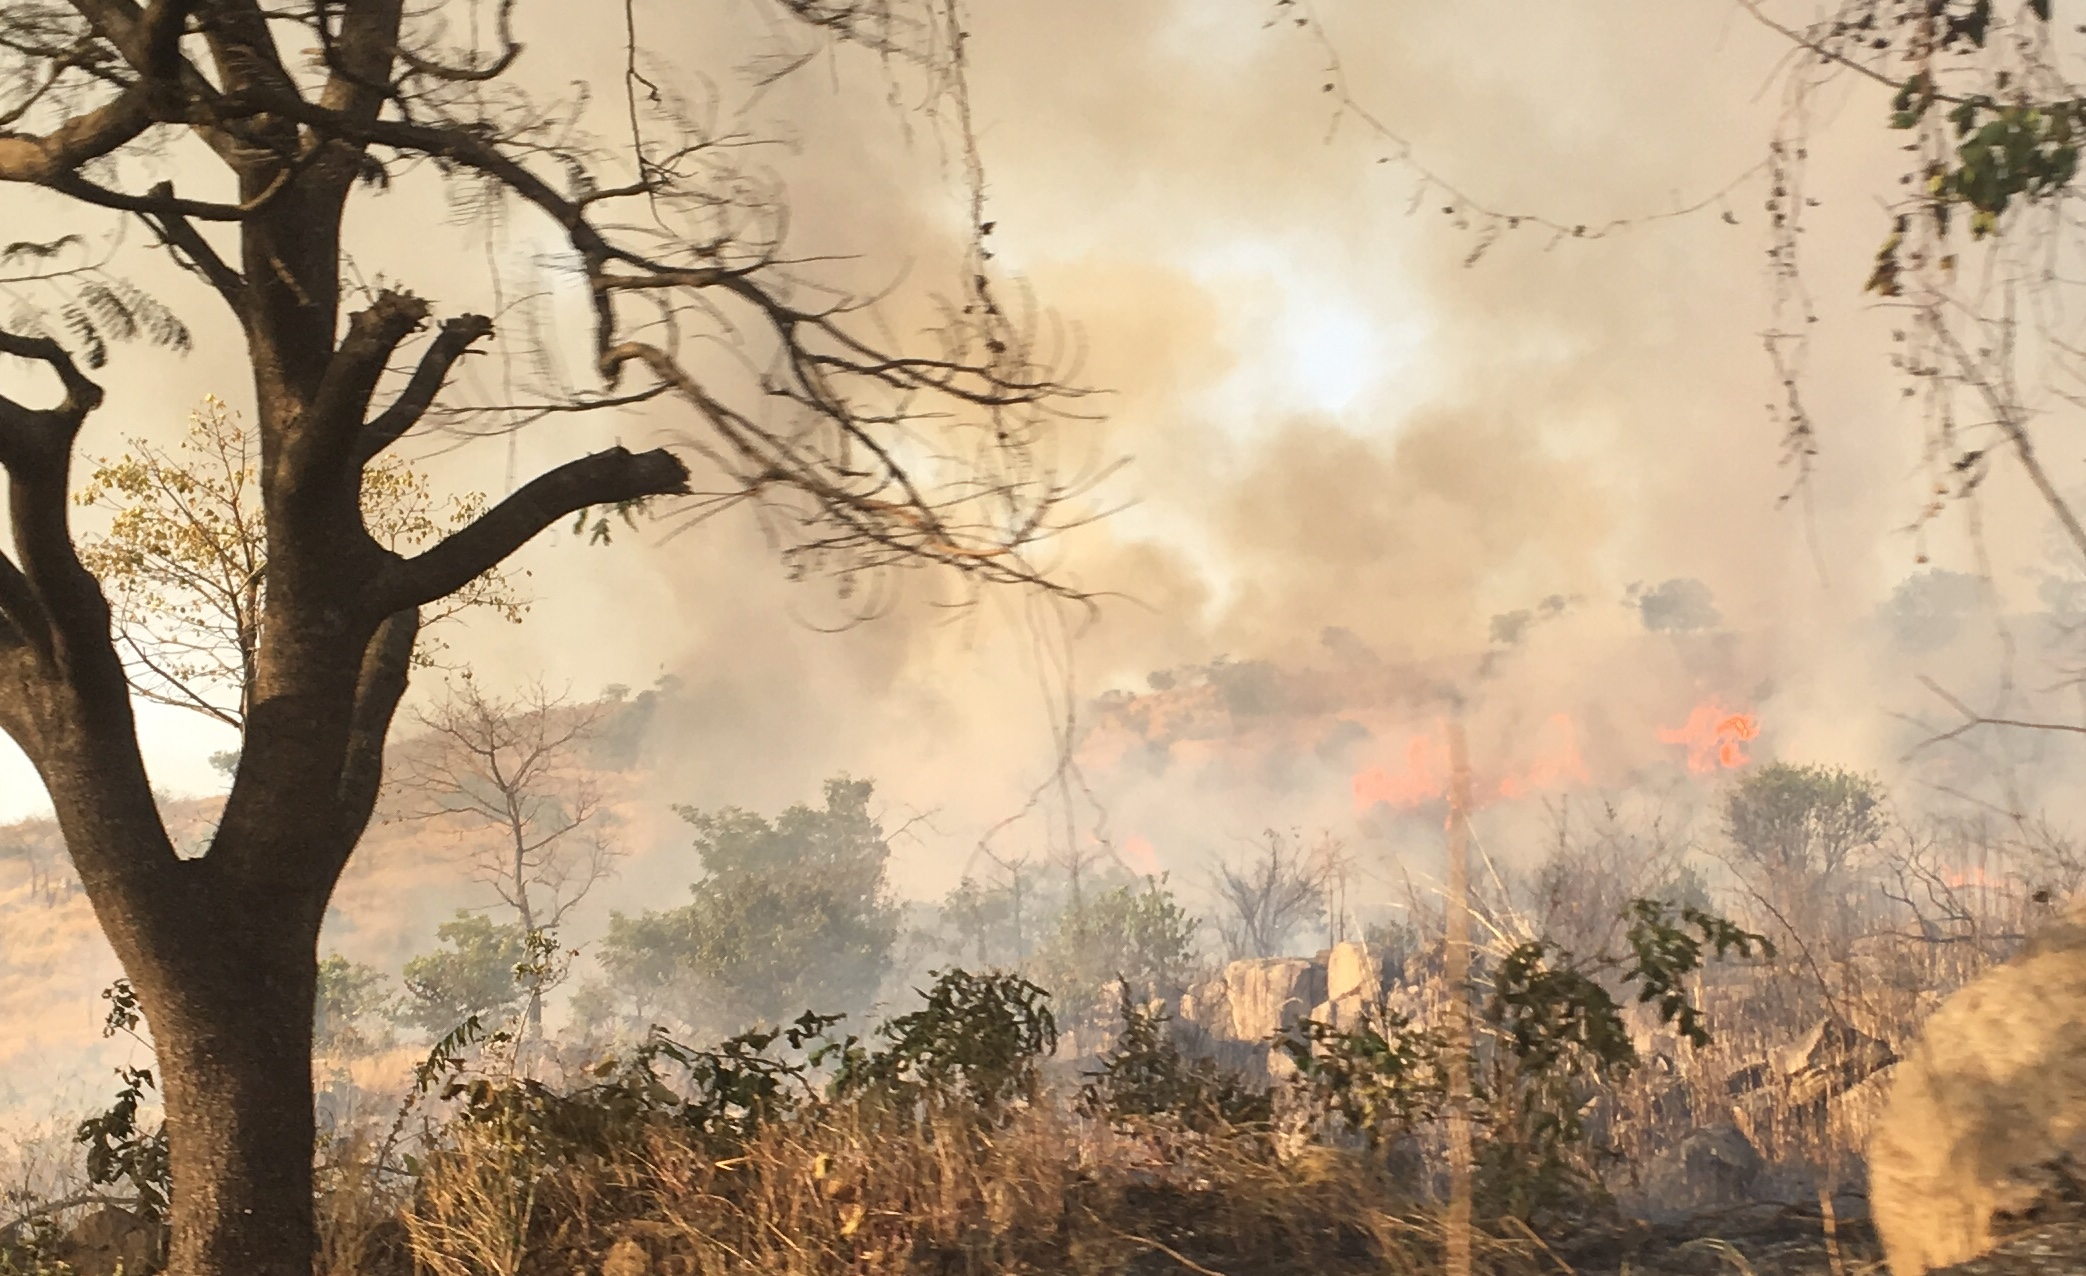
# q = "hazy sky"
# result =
<box><xmin>1</xmin><ymin>1</ymin><xmax>2073</xmax><ymax>900</ymax></box>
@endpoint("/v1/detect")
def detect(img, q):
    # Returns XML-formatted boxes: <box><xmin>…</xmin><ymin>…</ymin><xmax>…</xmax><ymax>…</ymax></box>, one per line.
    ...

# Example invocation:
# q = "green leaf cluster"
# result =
<box><xmin>598</xmin><ymin>778</ymin><xmax>900</xmax><ymax>1034</ymax></box>
<box><xmin>1277</xmin><ymin>1008</ymin><xmax>1446</xmax><ymax>1149</ymax></box>
<box><xmin>1080</xmin><ymin>985</ymin><xmax>1271</xmax><ymax>1130</ymax></box>
<box><xmin>831</xmin><ymin>969</ymin><xmax>1058</xmax><ymax>1114</ymax></box>
<box><xmin>400</xmin><ymin>912</ymin><xmax>531</xmax><ymax>1038</ymax></box>
<box><xmin>1029</xmin><ymin>874</ymin><xmax>1199</xmax><ymax>1030</ymax></box>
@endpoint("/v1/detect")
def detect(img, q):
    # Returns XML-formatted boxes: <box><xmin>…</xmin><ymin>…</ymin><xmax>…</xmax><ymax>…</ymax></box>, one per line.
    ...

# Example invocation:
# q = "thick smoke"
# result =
<box><xmin>9</xmin><ymin>1</ymin><xmax>2086</xmax><ymax>1106</ymax></box>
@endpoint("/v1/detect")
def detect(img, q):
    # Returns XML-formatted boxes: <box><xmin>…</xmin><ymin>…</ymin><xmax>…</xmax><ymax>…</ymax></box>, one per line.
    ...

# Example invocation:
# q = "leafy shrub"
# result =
<box><xmin>1031</xmin><ymin>875</ymin><xmax>1199</xmax><ymax>1030</ymax></box>
<box><xmin>400</xmin><ymin>913</ymin><xmax>529</xmax><ymax>1038</ymax></box>
<box><xmin>75</xmin><ymin>981</ymin><xmax>170</xmax><ymax>1226</ymax></box>
<box><xmin>1279</xmin><ymin>1008</ymin><xmax>1446</xmax><ymax>1149</ymax></box>
<box><xmin>1277</xmin><ymin>897</ymin><xmax>1772</xmax><ymax>1221</ymax></box>
<box><xmin>437</xmin><ymin>1012</ymin><xmax>847</xmax><ymax>1166</ymax></box>
<box><xmin>1080</xmin><ymin>985</ymin><xmax>1271</xmax><ymax>1130</ymax></box>
<box><xmin>832</xmin><ymin>969</ymin><xmax>1057</xmax><ymax>1114</ymax></box>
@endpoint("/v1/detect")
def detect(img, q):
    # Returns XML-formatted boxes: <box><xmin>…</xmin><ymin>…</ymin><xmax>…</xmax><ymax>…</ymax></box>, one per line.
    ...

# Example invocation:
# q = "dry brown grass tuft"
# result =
<box><xmin>375</xmin><ymin>1098</ymin><xmax>1574</xmax><ymax>1276</ymax></box>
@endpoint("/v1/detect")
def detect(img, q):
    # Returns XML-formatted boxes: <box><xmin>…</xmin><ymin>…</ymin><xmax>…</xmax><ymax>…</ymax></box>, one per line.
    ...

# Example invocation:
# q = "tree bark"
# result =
<box><xmin>146</xmin><ymin>903</ymin><xmax>321</xmax><ymax>1276</ymax></box>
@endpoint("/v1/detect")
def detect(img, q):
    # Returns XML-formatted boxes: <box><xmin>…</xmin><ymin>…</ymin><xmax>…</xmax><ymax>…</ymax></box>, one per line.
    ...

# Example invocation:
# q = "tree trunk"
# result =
<box><xmin>147</xmin><ymin>923</ymin><xmax>320</xmax><ymax>1276</ymax></box>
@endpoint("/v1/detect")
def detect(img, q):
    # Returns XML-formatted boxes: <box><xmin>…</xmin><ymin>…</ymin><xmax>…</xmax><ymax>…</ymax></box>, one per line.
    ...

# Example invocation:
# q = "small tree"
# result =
<box><xmin>398</xmin><ymin>677</ymin><xmax>616</xmax><ymax>1033</ymax></box>
<box><xmin>598</xmin><ymin>777</ymin><xmax>900</xmax><ymax>1034</ymax></box>
<box><xmin>1722</xmin><ymin>762</ymin><xmax>1885</xmax><ymax>961</ymax></box>
<box><xmin>937</xmin><ymin>856</ymin><xmax>1038</xmax><ymax>968</ymax></box>
<box><xmin>1212</xmin><ymin>828</ymin><xmax>1326</xmax><ymax>960</ymax></box>
<box><xmin>1033</xmin><ymin>873</ymin><xmax>1199</xmax><ymax>1031</ymax></box>
<box><xmin>312</xmin><ymin>954</ymin><xmax>393</xmax><ymax>1057</ymax></box>
<box><xmin>399</xmin><ymin>912</ymin><xmax>528</xmax><ymax>1039</ymax></box>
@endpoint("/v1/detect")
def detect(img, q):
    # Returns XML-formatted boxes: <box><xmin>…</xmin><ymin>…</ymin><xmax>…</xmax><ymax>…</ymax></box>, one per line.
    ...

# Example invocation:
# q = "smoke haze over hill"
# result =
<box><xmin>8</xmin><ymin>0</ymin><xmax>2086</xmax><ymax>1113</ymax></box>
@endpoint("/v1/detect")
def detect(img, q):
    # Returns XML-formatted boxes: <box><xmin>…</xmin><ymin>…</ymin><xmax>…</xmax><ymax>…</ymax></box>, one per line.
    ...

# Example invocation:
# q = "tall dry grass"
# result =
<box><xmin>382</xmin><ymin>1097</ymin><xmax>1579</xmax><ymax>1276</ymax></box>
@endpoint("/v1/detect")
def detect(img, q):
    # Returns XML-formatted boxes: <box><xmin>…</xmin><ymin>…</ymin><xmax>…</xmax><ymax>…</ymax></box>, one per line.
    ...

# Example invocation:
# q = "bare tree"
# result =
<box><xmin>1212</xmin><ymin>827</ymin><xmax>1327</xmax><ymax>960</ymax></box>
<box><xmin>1309</xmin><ymin>831</ymin><xmax>1359</xmax><ymax>946</ymax></box>
<box><xmin>1526</xmin><ymin>795</ymin><xmax>1694</xmax><ymax>958</ymax></box>
<box><xmin>399</xmin><ymin>677</ymin><xmax>615</xmax><ymax>1034</ymax></box>
<box><xmin>0</xmin><ymin>6</ymin><xmax>1086</xmax><ymax>1276</ymax></box>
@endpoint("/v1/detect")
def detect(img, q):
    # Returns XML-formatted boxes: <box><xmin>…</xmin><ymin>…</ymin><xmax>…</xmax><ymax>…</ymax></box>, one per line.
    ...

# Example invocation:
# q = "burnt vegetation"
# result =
<box><xmin>8</xmin><ymin>2</ymin><xmax>2086</xmax><ymax>1276</ymax></box>
<box><xmin>2</xmin><ymin>742</ymin><xmax>2073</xmax><ymax>1276</ymax></box>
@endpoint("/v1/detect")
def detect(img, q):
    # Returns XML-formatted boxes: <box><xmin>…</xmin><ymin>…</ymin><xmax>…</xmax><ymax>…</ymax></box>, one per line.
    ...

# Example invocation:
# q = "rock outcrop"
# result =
<box><xmin>1636</xmin><ymin>1123</ymin><xmax>1765</xmax><ymax>1220</ymax></box>
<box><xmin>1202</xmin><ymin>942</ymin><xmax>1404</xmax><ymax>1041</ymax></box>
<box><xmin>58</xmin><ymin>1206</ymin><xmax>161</xmax><ymax>1276</ymax></box>
<box><xmin>1870</xmin><ymin>909</ymin><xmax>2086</xmax><ymax>1275</ymax></box>
<box><xmin>1224</xmin><ymin>956</ymin><xmax>1325</xmax><ymax>1041</ymax></box>
<box><xmin>1306</xmin><ymin>940</ymin><xmax>1382</xmax><ymax>1029</ymax></box>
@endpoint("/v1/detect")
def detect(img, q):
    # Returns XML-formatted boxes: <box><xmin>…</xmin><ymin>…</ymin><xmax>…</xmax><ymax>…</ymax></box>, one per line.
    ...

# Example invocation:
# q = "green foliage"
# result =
<box><xmin>1486</xmin><ymin>943</ymin><xmax>1634</xmax><ymax>1082</ymax></box>
<box><xmin>443</xmin><ymin>1012</ymin><xmax>846</xmax><ymax>1165</ymax></box>
<box><xmin>1278</xmin><ymin>1009</ymin><xmax>1445</xmax><ymax>1148</ymax></box>
<box><xmin>1278</xmin><ymin>896</ymin><xmax>1770</xmax><ymax>1221</ymax></box>
<box><xmin>1873</xmin><ymin>10</ymin><xmax>2079</xmax><ymax>286</ymax></box>
<box><xmin>315</xmin><ymin>955</ymin><xmax>396</xmax><ymax>1056</ymax></box>
<box><xmin>832</xmin><ymin>969</ymin><xmax>1057</xmax><ymax>1113</ymax></box>
<box><xmin>400</xmin><ymin>912</ymin><xmax>529</xmax><ymax>1037</ymax></box>
<box><xmin>75</xmin><ymin>981</ymin><xmax>169</xmax><ymax>1225</ymax></box>
<box><xmin>424</xmin><ymin>970</ymin><xmax>1055</xmax><ymax>1170</ymax></box>
<box><xmin>599</xmin><ymin>777</ymin><xmax>900</xmax><ymax>1032</ymax></box>
<box><xmin>1031</xmin><ymin>874</ymin><xmax>1199</xmax><ymax>1028</ymax></box>
<box><xmin>75</xmin><ymin>1065</ymin><xmax>170</xmax><ymax>1224</ymax></box>
<box><xmin>1081</xmin><ymin>986</ymin><xmax>1270</xmax><ymax>1130</ymax></box>
<box><xmin>1723</xmin><ymin>762</ymin><xmax>1885</xmax><ymax>877</ymax></box>
<box><xmin>1619</xmin><ymin>899</ymin><xmax>1775</xmax><ymax>1047</ymax></box>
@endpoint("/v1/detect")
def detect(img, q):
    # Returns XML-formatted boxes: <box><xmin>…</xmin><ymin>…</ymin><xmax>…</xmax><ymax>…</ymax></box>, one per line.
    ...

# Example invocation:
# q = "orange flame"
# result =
<box><xmin>1657</xmin><ymin>699</ymin><xmax>1761</xmax><ymax>773</ymax></box>
<box><xmin>1352</xmin><ymin>733</ymin><xmax>1452</xmax><ymax>810</ymax></box>
<box><xmin>1352</xmin><ymin>714</ymin><xmax>1589</xmax><ymax>812</ymax></box>
<box><xmin>1495</xmin><ymin>714</ymin><xmax>1590</xmax><ymax>800</ymax></box>
<box><xmin>1123</xmin><ymin>834</ymin><xmax>1161</xmax><ymax>874</ymax></box>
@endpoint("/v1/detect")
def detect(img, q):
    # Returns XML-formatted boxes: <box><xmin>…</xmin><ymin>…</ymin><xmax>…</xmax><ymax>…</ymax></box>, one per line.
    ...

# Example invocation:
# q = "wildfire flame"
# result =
<box><xmin>1352</xmin><ymin>714</ymin><xmax>1588</xmax><ymax>812</ymax></box>
<box><xmin>1657</xmin><ymin>699</ymin><xmax>1761</xmax><ymax>773</ymax></box>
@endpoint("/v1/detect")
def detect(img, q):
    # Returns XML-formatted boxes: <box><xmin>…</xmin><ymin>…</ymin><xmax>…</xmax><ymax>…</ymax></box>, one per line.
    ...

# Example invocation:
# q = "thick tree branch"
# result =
<box><xmin>332</xmin><ymin>606</ymin><xmax>419</xmax><ymax>859</ymax></box>
<box><xmin>137</xmin><ymin>181</ymin><xmax>247</xmax><ymax>306</ymax></box>
<box><xmin>51</xmin><ymin>169</ymin><xmax>288</xmax><ymax>221</ymax></box>
<box><xmin>296</xmin><ymin>290</ymin><xmax>429</xmax><ymax>487</ymax></box>
<box><xmin>69</xmin><ymin>0</ymin><xmax>242</xmax><ymax>164</ymax></box>
<box><xmin>367</xmin><ymin>446</ymin><xmax>689</xmax><ymax>615</ymax></box>
<box><xmin>318</xmin><ymin>0</ymin><xmax>406</xmax><ymax>121</ymax></box>
<box><xmin>354</xmin><ymin>312</ymin><xmax>492</xmax><ymax>465</ymax></box>
<box><xmin>0</xmin><ymin>81</ymin><xmax>154</xmax><ymax>182</ymax></box>
<box><xmin>190</xmin><ymin>0</ymin><xmax>296</xmax><ymax>107</ymax></box>
<box><xmin>0</xmin><ymin>331</ymin><xmax>111</xmax><ymax>665</ymax></box>
<box><xmin>72</xmin><ymin>0</ymin><xmax>199</xmax><ymax>80</ymax></box>
<box><xmin>0</xmin><ymin>549</ymin><xmax>40</xmax><ymax>654</ymax></box>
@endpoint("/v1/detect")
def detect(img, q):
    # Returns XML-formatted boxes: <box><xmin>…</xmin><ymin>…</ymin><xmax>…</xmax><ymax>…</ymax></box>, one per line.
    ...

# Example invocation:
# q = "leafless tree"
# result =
<box><xmin>1212</xmin><ymin>827</ymin><xmax>1326</xmax><ymax>961</ymax></box>
<box><xmin>1309</xmin><ymin>830</ymin><xmax>1359</xmax><ymax>946</ymax></box>
<box><xmin>0</xmin><ymin>6</ymin><xmax>1089</xmax><ymax>1275</ymax></box>
<box><xmin>1526</xmin><ymin>795</ymin><xmax>1694</xmax><ymax>958</ymax></box>
<box><xmin>398</xmin><ymin>677</ymin><xmax>616</xmax><ymax>1033</ymax></box>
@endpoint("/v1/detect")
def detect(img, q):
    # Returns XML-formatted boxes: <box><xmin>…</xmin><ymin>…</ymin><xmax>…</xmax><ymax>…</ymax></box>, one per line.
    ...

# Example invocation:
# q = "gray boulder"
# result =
<box><xmin>1871</xmin><ymin>905</ymin><xmax>2086</xmax><ymax>1275</ymax></box>
<box><xmin>60</xmin><ymin>1206</ymin><xmax>161</xmax><ymax>1276</ymax></box>
<box><xmin>1224</xmin><ymin>957</ymin><xmax>1326</xmax><ymax>1041</ymax></box>
<box><xmin>1637</xmin><ymin>1122</ymin><xmax>1764</xmax><ymax>1219</ymax></box>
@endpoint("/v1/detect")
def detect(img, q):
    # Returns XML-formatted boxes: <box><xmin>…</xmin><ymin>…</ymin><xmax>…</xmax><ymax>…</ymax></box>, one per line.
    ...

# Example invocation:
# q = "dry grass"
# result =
<box><xmin>377</xmin><ymin>1098</ymin><xmax>1578</xmax><ymax>1276</ymax></box>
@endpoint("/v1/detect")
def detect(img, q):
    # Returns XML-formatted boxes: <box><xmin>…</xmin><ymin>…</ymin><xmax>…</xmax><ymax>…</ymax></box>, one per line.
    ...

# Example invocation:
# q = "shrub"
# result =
<box><xmin>1081</xmin><ymin>985</ymin><xmax>1271</xmax><ymax>1130</ymax></box>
